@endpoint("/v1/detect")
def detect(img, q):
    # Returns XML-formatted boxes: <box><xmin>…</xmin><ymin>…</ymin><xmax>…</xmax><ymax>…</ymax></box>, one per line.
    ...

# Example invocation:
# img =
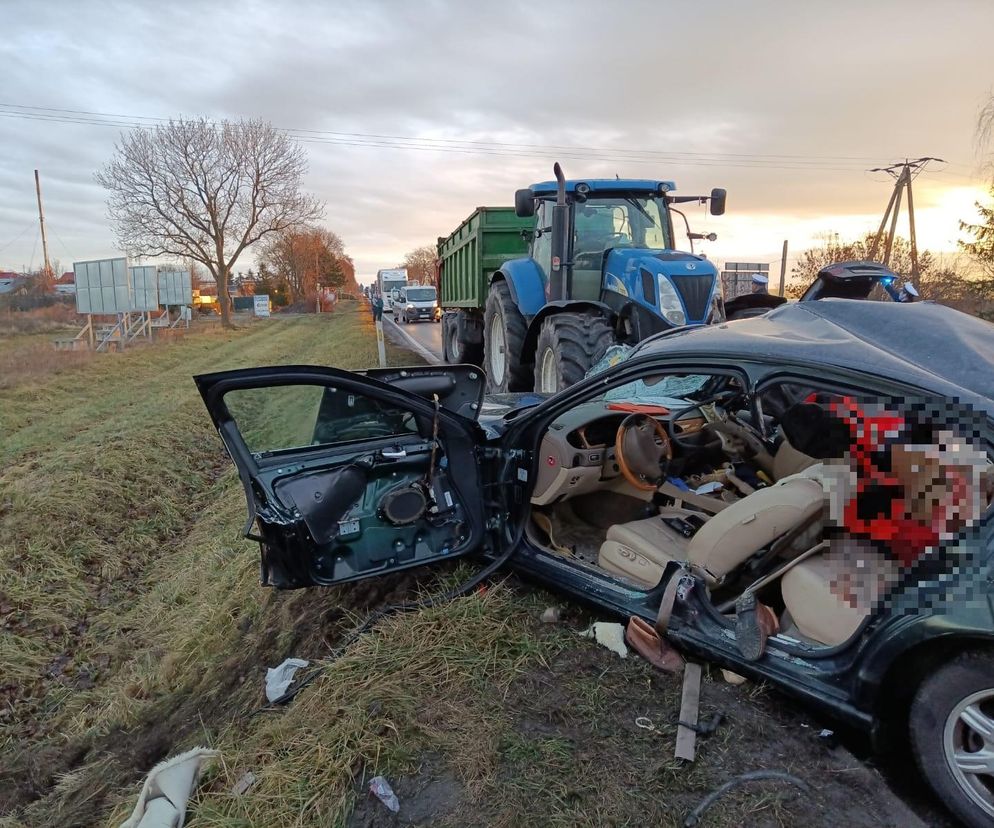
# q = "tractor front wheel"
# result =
<box><xmin>533</xmin><ymin>313</ymin><xmax>614</xmax><ymax>394</ymax></box>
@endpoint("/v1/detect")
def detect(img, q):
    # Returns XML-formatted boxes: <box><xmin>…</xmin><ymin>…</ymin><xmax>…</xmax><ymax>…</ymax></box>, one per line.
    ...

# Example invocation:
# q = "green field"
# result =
<box><xmin>0</xmin><ymin>308</ymin><xmax>930</xmax><ymax>828</ymax></box>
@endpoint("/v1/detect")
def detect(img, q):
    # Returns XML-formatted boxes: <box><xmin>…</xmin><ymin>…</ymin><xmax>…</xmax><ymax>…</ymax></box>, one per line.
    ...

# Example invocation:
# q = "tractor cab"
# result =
<box><xmin>515</xmin><ymin>169</ymin><xmax>727</xmax><ymax>345</ymax></box>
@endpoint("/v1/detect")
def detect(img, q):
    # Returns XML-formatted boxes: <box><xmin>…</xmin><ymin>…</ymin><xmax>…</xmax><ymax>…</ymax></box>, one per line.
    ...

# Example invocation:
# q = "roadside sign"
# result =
<box><xmin>253</xmin><ymin>295</ymin><xmax>271</xmax><ymax>317</ymax></box>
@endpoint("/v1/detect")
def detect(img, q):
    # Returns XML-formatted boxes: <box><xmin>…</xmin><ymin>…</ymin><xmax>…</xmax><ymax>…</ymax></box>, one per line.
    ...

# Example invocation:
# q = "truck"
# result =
<box><xmin>436</xmin><ymin>163</ymin><xmax>726</xmax><ymax>393</ymax></box>
<box><xmin>376</xmin><ymin>268</ymin><xmax>408</xmax><ymax>309</ymax></box>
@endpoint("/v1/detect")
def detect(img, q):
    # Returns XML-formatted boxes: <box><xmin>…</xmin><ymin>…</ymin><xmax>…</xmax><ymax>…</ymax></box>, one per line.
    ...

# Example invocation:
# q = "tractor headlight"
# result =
<box><xmin>657</xmin><ymin>276</ymin><xmax>687</xmax><ymax>326</ymax></box>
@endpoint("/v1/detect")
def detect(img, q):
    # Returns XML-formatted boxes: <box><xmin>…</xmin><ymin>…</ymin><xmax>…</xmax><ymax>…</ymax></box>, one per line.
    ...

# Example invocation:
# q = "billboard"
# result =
<box><xmin>721</xmin><ymin>262</ymin><xmax>770</xmax><ymax>299</ymax></box>
<box><xmin>253</xmin><ymin>294</ymin><xmax>271</xmax><ymax>317</ymax></box>
<box><xmin>128</xmin><ymin>265</ymin><xmax>159</xmax><ymax>311</ymax></box>
<box><xmin>74</xmin><ymin>257</ymin><xmax>130</xmax><ymax>314</ymax></box>
<box><xmin>158</xmin><ymin>269</ymin><xmax>193</xmax><ymax>305</ymax></box>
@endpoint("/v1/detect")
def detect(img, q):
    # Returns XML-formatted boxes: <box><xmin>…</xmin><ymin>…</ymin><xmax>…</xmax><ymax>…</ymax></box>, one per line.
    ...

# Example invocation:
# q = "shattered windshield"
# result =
<box><xmin>585</xmin><ymin>344</ymin><xmax>710</xmax><ymax>406</ymax></box>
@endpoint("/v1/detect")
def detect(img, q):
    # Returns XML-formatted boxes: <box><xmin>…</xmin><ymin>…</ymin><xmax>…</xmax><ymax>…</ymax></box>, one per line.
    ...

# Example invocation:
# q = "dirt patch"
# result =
<box><xmin>348</xmin><ymin>755</ymin><xmax>467</xmax><ymax>828</ymax></box>
<box><xmin>340</xmin><ymin>610</ymin><xmax>931</xmax><ymax>828</ymax></box>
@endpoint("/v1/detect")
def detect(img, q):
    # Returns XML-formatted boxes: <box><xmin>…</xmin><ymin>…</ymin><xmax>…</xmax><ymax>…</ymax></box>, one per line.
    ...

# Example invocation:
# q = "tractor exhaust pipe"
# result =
<box><xmin>550</xmin><ymin>162</ymin><xmax>568</xmax><ymax>301</ymax></box>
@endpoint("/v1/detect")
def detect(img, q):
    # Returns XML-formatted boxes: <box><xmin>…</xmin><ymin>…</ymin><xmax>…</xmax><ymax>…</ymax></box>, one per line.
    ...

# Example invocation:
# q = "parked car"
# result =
<box><xmin>197</xmin><ymin>299</ymin><xmax>994</xmax><ymax>828</ymax></box>
<box><xmin>392</xmin><ymin>284</ymin><xmax>440</xmax><ymax>324</ymax></box>
<box><xmin>723</xmin><ymin>260</ymin><xmax>915</xmax><ymax>321</ymax></box>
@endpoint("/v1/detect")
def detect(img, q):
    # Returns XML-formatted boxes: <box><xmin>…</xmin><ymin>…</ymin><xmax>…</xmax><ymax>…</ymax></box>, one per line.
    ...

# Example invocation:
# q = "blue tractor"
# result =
<box><xmin>482</xmin><ymin>163</ymin><xmax>726</xmax><ymax>393</ymax></box>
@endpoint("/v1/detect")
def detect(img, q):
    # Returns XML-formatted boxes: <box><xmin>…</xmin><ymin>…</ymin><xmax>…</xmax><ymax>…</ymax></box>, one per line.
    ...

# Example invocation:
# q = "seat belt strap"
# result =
<box><xmin>655</xmin><ymin>572</ymin><xmax>683</xmax><ymax>636</ymax></box>
<box><xmin>658</xmin><ymin>482</ymin><xmax>729</xmax><ymax>513</ymax></box>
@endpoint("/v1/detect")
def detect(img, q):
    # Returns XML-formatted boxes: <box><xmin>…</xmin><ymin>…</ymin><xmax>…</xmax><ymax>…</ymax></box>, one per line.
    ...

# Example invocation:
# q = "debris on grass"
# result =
<box><xmin>683</xmin><ymin>769</ymin><xmax>811</xmax><ymax>827</ymax></box>
<box><xmin>264</xmin><ymin>657</ymin><xmax>309</xmax><ymax>702</ymax></box>
<box><xmin>119</xmin><ymin>746</ymin><xmax>219</xmax><ymax>828</ymax></box>
<box><xmin>540</xmin><ymin>606</ymin><xmax>561</xmax><ymax>623</ymax></box>
<box><xmin>231</xmin><ymin>770</ymin><xmax>257</xmax><ymax>796</ymax></box>
<box><xmin>579</xmin><ymin>621</ymin><xmax>628</xmax><ymax>657</ymax></box>
<box><xmin>368</xmin><ymin>775</ymin><xmax>401</xmax><ymax>813</ymax></box>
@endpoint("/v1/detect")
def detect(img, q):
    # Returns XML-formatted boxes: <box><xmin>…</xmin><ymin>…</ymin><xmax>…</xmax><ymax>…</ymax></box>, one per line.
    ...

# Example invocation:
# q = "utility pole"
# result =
<box><xmin>867</xmin><ymin>157</ymin><xmax>942</xmax><ymax>287</ymax></box>
<box><xmin>34</xmin><ymin>169</ymin><xmax>52</xmax><ymax>280</ymax></box>
<box><xmin>778</xmin><ymin>240</ymin><xmax>788</xmax><ymax>297</ymax></box>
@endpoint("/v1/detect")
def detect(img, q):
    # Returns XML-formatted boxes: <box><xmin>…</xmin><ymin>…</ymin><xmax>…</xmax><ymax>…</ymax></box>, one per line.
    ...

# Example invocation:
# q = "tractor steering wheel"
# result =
<box><xmin>615</xmin><ymin>413</ymin><xmax>673</xmax><ymax>492</ymax></box>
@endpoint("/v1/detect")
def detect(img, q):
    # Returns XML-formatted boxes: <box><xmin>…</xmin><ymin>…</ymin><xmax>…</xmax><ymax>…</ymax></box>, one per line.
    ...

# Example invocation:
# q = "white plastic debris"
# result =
<box><xmin>694</xmin><ymin>481</ymin><xmax>724</xmax><ymax>496</ymax></box>
<box><xmin>541</xmin><ymin>606</ymin><xmax>562</xmax><ymax>624</ymax></box>
<box><xmin>265</xmin><ymin>658</ymin><xmax>309</xmax><ymax>703</ymax></box>
<box><xmin>369</xmin><ymin>775</ymin><xmax>401</xmax><ymax>813</ymax></box>
<box><xmin>580</xmin><ymin>622</ymin><xmax>628</xmax><ymax>658</ymax></box>
<box><xmin>119</xmin><ymin>747</ymin><xmax>219</xmax><ymax>828</ymax></box>
<box><xmin>232</xmin><ymin>770</ymin><xmax>257</xmax><ymax>796</ymax></box>
<box><xmin>721</xmin><ymin>669</ymin><xmax>747</xmax><ymax>686</ymax></box>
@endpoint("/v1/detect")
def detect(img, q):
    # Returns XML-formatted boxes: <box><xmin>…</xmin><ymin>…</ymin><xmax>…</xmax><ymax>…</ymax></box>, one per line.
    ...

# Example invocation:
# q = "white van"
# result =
<box><xmin>392</xmin><ymin>284</ymin><xmax>440</xmax><ymax>324</ymax></box>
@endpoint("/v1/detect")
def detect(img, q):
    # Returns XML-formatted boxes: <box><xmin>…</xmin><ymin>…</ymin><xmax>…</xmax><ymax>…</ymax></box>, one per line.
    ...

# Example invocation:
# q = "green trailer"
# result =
<box><xmin>437</xmin><ymin>207</ymin><xmax>532</xmax><ymax>362</ymax></box>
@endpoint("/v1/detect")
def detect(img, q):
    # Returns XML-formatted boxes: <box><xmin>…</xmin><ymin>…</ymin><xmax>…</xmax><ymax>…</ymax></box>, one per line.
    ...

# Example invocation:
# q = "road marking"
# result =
<box><xmin>382</xmin><ymin>317</ymin><xmax>442</xmax><ymax>365</ymax></box>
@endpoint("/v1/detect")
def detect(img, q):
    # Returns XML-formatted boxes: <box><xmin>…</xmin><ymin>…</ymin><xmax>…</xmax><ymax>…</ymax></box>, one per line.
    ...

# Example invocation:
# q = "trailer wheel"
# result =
<box><xmin>443</xmin><ymin>313</ymin><xmax>483</xmax><ymax>365</ymax></box>
<box><xmin>483</xmin><ymin>281</ymin><xmax>530</xmax><ymax>392</ymax></box>
<box><xmin>534</xmin><ymin>313</ymin><xmax>614</xmax><ymax>394</ymax></box>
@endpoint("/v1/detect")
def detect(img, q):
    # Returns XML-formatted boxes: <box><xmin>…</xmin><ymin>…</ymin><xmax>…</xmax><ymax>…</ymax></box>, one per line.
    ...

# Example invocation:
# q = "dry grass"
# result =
<box><xmin>0</xmin><ymin>306</ymin><xmax>923</xmax><ymax>828</ymax></box>
<box><xmin>0</xmin><ymin>304</ymin><xmax>82</xmax><ymax>336</ymax></box>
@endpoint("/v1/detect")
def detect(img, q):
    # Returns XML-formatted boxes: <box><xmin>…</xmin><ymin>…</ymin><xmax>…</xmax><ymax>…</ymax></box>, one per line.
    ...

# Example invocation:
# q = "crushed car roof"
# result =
<box><xmin>638</xmin><ymin>299</ymin><xmax>994</xmax><ymax>412</ymax></box>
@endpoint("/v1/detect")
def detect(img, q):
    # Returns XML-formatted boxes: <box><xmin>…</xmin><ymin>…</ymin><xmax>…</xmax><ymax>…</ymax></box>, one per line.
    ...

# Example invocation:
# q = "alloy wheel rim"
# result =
<box><xmin>944</xmin><ymin>687</ymin><xmax>994</xmax><ymax>817</ymax></box>
<box><xmin>489</xmin><ymin>312</ymin><xmax>506</xmax><ymax>383</ymax></box>
<box><xmin>539</xmin><ymin>348</ymin><xmax>558</xmax><ymax>393</ymax></box>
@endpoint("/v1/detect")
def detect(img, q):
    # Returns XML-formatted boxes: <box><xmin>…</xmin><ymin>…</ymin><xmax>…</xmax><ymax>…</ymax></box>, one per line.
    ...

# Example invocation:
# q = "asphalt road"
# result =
<box><xmin>384</xmin><ymin>314</ymin><xmax>444</xmax><ymax>362</ymax></box>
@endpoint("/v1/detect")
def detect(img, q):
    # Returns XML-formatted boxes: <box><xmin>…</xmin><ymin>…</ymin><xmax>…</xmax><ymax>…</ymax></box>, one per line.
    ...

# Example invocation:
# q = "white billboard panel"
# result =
<box><xmin>74</xmin><ymin>257</ymin><xmax>129</xmax><ymax>314</ymax></box>
<box><xmin>158</xmin><ymin>269</ymin><xmax>193</xmax><ymax>305</ymax></box>
<box><xmin>253</xmin><ymin>294</ymin><xmax>271</xmax><ymax>317</ymax></box>
<box><xmin>128</xmin><ymin>265</ymin><xmax>159</xmax><ymax>311</ymax></box>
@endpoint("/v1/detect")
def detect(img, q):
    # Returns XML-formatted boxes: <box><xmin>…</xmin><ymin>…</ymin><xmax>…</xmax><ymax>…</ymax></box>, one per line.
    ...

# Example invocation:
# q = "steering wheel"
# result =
<box><xmin>669</xmin><ymin>395</ymin><xmax>769</xmax><ymax>458</ymax></box>
<box><xmin>668</xmin><ymin>401</ymin><xmax>725</xmax><ymax>451</ymax></box>
<box><xmin>615</xmin><ymin>413</ymin><xmax>672</xmax><ymax>492</ymax></box>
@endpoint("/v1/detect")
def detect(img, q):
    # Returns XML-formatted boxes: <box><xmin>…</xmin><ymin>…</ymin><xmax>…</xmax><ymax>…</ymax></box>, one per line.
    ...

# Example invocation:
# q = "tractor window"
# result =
<box><xmin>574</xmin><ymin>197</ymin><xmax>671</xmax><ymax>254</ymax></box>
<box><xmin>532</xmin><ymin>200</ymin><xmax>553</xmax><ymax>278</ymax></box>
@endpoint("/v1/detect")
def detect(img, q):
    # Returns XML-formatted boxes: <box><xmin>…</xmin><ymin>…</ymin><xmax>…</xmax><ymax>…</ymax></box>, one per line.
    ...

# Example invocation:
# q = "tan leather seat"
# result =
<box><xmin>599</xmin><ymin>471</ymin><xmax>826</xmax><ymax>587</ymax></box>
<box><xmin>782</xmin><ymin>544</ymin><xmax>899</xmax><ymax>646</ymax></box>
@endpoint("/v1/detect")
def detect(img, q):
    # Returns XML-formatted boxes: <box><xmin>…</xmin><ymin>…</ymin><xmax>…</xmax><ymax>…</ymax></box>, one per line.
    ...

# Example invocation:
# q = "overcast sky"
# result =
<box><xmin>2</xmin><ymin>0</ymin><xmax>993</xmax><ymax>282</ymax></box>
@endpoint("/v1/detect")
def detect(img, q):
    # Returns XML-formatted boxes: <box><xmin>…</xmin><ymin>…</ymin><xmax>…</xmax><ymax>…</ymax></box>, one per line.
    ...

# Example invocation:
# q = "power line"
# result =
<box><xmin>0</xmin><ymin>102</ymin><xmax>973</xmax><ymax>175</ymax></box>
<box><xmin>0</xmin><ymin>220</ymin><xmax>34</xmax><ymax>255</ymax></box>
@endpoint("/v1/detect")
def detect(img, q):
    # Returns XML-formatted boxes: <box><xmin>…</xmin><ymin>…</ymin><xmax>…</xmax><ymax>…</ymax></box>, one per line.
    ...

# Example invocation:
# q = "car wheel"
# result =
<box><xmin>910</xmin><ymin>650</ymin><xmax>994</xmax><ymax>828</ymax></box>
<box><xmin>483</xmin><ymin>280</ymin><xmax>530</xmax><ymax>393</ymax></box>
<box><xmin>533</xmin><ymin>313</ymin><xmax>614</xmax><ymax>394</ymax></box>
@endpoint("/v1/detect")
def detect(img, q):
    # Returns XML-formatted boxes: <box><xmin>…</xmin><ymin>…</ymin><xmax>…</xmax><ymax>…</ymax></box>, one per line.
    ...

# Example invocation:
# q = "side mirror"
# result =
<box><xmin>709</xmin><ymin>188</ymin><xmax>727</xmax><ymax>216</ymax></box>
<box><xmin>515</xmin><ymin>188</ymin><xmax>536</xmax><ymax>218</ymax></box>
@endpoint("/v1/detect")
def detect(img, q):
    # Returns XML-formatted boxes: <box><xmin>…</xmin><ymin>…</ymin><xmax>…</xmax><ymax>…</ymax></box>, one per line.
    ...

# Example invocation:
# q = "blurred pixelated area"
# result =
<box><xmin>799</xmin><ymin>395</ymin><xmax>992</xmax><ymax>631</ymax></box>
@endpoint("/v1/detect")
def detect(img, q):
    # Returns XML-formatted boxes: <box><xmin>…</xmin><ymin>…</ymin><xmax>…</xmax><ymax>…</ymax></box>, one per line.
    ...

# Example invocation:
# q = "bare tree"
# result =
<box><xmin>260</xmin><ymin>226</ymin><xmax>349</xmax><ymax>303</ymax></box>
<box><xmin>401</xmin><ymin>245</ymin><xmax>437</xmax><ymax>285</ymax></box>
<box><xmin>96</xmin><ymin>118</ymin><xmax>323</xmax><ymax>327</ymax></box>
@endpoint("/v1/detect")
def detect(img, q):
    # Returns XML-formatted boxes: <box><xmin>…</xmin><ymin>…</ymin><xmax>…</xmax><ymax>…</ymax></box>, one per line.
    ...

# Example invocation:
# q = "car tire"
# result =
<box><xmin>483</xmin><ymin>280</ymin><xmax>530</xmax><ymax>392</ymax></box>
<box><xmin>533</xmin><ymin>313</ymin><xmax>614</xmax><ymax>394</ymax></box>
<box><xmin>910</xmin><ymin>650</ymin><xmax>994</xmax><ymax>828</ymax></box>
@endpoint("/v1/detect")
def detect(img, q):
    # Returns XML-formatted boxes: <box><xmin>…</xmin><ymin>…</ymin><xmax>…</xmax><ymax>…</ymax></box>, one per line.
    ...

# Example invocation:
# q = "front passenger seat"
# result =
<box><xmin>599</xmin><ymin>469</ymin><xmax>826</xmax><ymax>588</ymax></box>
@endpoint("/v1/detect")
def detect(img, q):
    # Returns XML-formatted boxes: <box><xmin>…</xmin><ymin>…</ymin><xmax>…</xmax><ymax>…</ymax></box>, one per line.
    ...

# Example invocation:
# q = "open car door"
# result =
<box><xmin>196</xmin><ymin>364</ymin><xmax>489</xmax><ymax>589</ymax></box>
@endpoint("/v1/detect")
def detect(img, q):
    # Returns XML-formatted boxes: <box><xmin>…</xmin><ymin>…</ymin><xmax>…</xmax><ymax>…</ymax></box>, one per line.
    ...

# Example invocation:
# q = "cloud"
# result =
<box><xmin>1</xmin><ymin>0</ymin><xmax>992</xmax><ymax>277</ymax></box>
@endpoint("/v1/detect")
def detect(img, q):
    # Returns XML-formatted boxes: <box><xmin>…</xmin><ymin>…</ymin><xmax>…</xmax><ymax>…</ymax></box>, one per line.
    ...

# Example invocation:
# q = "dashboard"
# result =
<box><xmin>530</xmin><ymin>400</ymin><xmax>707</xmax><ymax>505</ymax></box>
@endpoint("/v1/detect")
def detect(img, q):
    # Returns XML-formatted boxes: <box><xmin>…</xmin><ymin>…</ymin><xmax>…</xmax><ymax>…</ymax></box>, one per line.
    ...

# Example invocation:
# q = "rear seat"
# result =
<box><xmin>781</xmin><ymin>541</ymin><xmax>899</xmax><ymax>646</ymax></box>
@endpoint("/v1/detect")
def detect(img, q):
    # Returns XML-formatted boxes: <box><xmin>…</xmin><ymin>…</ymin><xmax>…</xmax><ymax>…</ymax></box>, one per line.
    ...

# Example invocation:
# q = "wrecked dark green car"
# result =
<box><xmin>199</xmin><ymin>300</ymin><xmax>994</xmax><ymax>828</ymax></box>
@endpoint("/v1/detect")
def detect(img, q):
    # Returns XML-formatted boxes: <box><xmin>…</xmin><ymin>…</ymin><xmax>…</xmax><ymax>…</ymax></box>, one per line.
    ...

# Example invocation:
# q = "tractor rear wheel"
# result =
<box><xmin>534</xmin><ymin>313</ymin><xmax>614</xmax><ymax>394</ymax></box>
<box><xmin>483</xmin><ymin>281</ymin><xmax>530</xmax><ymax>392</ymax></box>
